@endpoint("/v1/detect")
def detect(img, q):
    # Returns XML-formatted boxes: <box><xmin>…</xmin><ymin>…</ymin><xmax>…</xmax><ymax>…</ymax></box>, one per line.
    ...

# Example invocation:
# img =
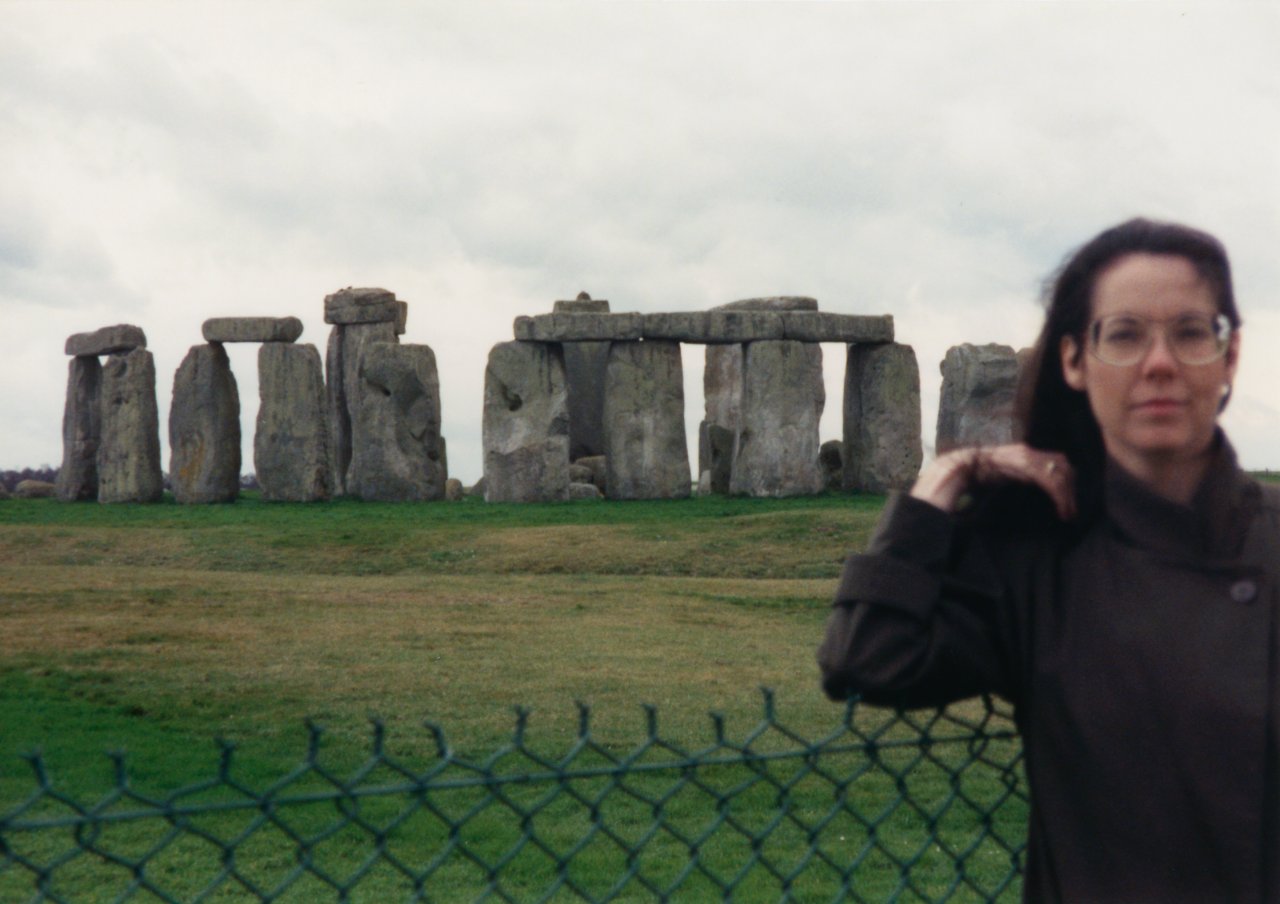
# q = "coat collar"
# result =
<box><xmin>1103</xmin><ymin>431</ymin><xmax>1260</xmax><ymax>560</ymax></box>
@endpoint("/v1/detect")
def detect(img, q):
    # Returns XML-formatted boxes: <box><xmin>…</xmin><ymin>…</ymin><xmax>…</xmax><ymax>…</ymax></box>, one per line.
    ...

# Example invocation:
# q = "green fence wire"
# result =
<box><xmin>1</xmin><ymin>691</ymin><xmax>1026</xmax><ymax>903</ymax></box>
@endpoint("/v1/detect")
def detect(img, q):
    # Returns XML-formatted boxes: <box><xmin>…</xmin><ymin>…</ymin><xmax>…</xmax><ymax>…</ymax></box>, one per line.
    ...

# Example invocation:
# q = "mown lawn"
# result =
<box><xmin>0</xmin><ymin>492</ymin><xmax>1025</xmax><ymax>902</ymax></box>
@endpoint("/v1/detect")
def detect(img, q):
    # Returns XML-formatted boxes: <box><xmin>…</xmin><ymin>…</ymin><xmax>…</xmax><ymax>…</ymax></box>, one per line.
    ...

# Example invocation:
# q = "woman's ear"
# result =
<box><xmin>1225</xmin><ymin>330</ymin><xmax>1241</xmax><ymax>383</ymax></box>
<box><xmin>1060</xmin><ymin>335</ymin><xmax>1086</xmax><ymax>391</ymax></box>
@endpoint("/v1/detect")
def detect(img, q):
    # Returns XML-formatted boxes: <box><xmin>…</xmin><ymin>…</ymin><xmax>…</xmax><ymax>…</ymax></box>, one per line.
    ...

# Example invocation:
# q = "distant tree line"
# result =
<box><xmin>0</xmin><ymin>466</ymin><xmax>58</xmax><ymax>492</ymax></box>
<box><xmin>0</xmin><ymin>468</ymin><xmax>260</xmax><ymax>493</ymax></box>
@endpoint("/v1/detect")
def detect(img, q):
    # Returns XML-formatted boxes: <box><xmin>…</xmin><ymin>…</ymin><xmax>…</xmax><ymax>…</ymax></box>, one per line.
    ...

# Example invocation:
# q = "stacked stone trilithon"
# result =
<box><xmin>57</xmin><ymin>325</ymin><xmax>163</xmax><ymax>503</ymax></box>
<box><xmin>324</xmin><ymin>288</ymin><xmax>447</xmax><ymax>502</ymax></box>
<box><xmin>935</xmin><ymin>343</ymin><xmax>1021</xmax><ymax>454</ymax></box>
<box><xmin>486</xmin><ymin>292</ymin><xmax>921</xmax><ymax>501</ymax></box>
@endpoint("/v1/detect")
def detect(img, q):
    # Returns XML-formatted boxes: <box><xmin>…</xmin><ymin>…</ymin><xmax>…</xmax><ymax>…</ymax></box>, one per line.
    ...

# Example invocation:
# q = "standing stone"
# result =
<box><xmin>326</xmin><ymin>320</ymin><xmax>398</xmax><ymax>494</ymax></box>
<box><xmin>169</xmin><ymin>344</ymin><xmax>241</xmax><ymax>504</ymax></box>
<box><xmin>56</xmin><ymin>356</ymin><xmax>102</xmax><ymax>501</ymax></box>
<box><xmin>603</xmin><ymin>341</ymin><xmax>690</xmax><ymax>500</ymax></box>
<box><xmin>820</xmin><ymin>439</ymin><xmax>844</xmax><ymax>490</ymax></box>
<box><xmin>98</xmin><ymin>349</ymin><xmax>163</xmax><ymax>503</ymax></box>
<box><xmin>482</xmin><ymin>342</ymin><xmax>569</xmax><ymax>503</ymax></box>
<box><xmin>730</xmin><ymin>341</ymin><xmax>825</xmax><ymax>497</ymax></box>
<box><xmin>701</xmin><ymin>344</ymin><xmax>744</xmax><ymax>481</ymax></box>
<box><xmin>935</xmin><ymin>343</ymin><xmax>1020</xmax><ymax>453</ymax></box>
<box><xmin>256</xmin><ymin>343</ymin><xmax>332</xmax><ymax>502</ymax></box>
<box><xmin>844</xmin><ymin>343</ymin><xmax>923</xmax><ymax>492</ymax></box>
<box><xmin>347</xmin><ymin>342</ymin><xmax>446</xmax><ymax>502</ymax></box>
<box><xmin>557</xmin><ymin>294</ymin><xmax>611</xmax><ymax>461</ymax></box>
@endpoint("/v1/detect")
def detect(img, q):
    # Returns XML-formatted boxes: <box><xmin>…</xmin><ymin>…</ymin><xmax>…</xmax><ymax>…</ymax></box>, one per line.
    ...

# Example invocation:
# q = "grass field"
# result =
<box><xmin>0</xmin><ymin>492</ymin><xmax>1025</xmax><ymax>901</ymax></box>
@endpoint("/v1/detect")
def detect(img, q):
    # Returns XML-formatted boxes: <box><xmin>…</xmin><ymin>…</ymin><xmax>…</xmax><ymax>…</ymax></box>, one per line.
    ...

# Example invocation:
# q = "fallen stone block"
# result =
<box><xmin>15</xmin><ymin>480</ymin><xmax>56</xmax><ymax>499</ymax></box>
<box><xmin>65</xmin><ymin>324</ymin><xmax>147</xmax><ymax>357</ymax></box>
<box><xmin>202</xmin><ymin>317</ymin><xmax>303</xmax><ymax>344</ymax></box>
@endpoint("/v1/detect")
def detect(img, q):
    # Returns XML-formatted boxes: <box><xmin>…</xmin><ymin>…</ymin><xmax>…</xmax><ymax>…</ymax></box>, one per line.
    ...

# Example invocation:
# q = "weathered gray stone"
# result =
<box><xmin>169</xmin><ymin>344</ymin><xmax>240</xmax><ymax>504</ymax></box>
<box><xmin>323</xmin><ymin>287</ymin><xmax>400</xmax><ymax>325</ymax></box>
<box><xmin>483</xmin><ymin>342</ymin><xmax>570</xmax><ymax>502</ymax></box>
<box><xmin>347</xmin><ymin>342</ymin><xmax>446</xmax><ymax>502</ymax></box>
<box><xmin>569</xmin><ymin>481</ymin><xmax>604</xmax><ymax>500</ymax></box>
<box><xmin>701</xmin><ymin>345</ymin><xmax>743</xmax><ymax>479</ymax></box>
<box><xmin>255</xmin><ymin>343</ymin><xmax>332</xmax><ymax>502</ymax></box>
<box><xmin>56</xmin><ymin>356</ymin><xmax>101</xmax><ymax>501</ymax></box>
<box><xmin>642</xmin><ymin>312</ymin><xmax>711</xmax><ymax>341</ymax></box>
<box><xmin>98</xmin><ymin>349</ymin><xmax>163</xmax><ymax>503</ymax></box>
<box><xmin>603</xmin><ymin>341</ymin><xmax>690</xmax><ymax>500</ymax></box>
<box><xmin>782</xmin><ymin>312</ymin><xmax>894</xmax><ymax>343</ymax></box>
<box><xmin>705</xmin><ymin>311</ymin><xmax>785</xmax><ymax>343</ymax></box>
<box><xmin>563</xmin><ymin>341</ymin><xmax>610</xmax><ymax>460</ymax></box>
<box><xmin>15</xmin><ymin>480</ymin><xmax>56</xmax><ymax>498</ymax></box>
<box><xmin>700</xmin><ymin>423</ymin><xmax>735</xmax><ymax>495</ymax></box>
<box><xmin>574</xmin><ymin>455</ymin><xmax>607</xmax><ymax>492</ymax></box>
<box><xmin>844</xmin><ymin>343</ymin><xmax>923</xmax><ymax>492</ymax></box>
<box><xmin>326</xmin><ymin>320</ymin><xmax>398</xmax><ymax>494</ymax></box>
<box><xmin>65</xmin><ymin>324</ymin><xmax>147</xmax><ymax>357</ymax></box>
<box><xmin>936</xmin><ymin>343</ymin><xmax>1019</xmax><ymax>454</ymax></box>
<box><xmin>715</xmin><ymin>296</ymin><xmax>819</xmax><ymax>312</ymax></box>
<box><xmin>554</xmin><ymin>292</ymin><xmax>610</xmax><ymax>314</ymax></box>
<box><xmin>514</xmin><ymin>313</ymin><xmax>644</xmax><ymax>342</ymax></box>
<box><xmin>467</xmin><ymin>476</ymin><xmax>487</xmax><ymax>498</ymax></box>
<box><xmin>569</xmin><ymin>463</ymin><xmax>594</xmax><ymax>484</ymax></box>
<box><xmin>820</xmin><ymin>439</ymin><xmax>844</xmax><ymax>490</ymax></box>
<box><xmin>730</xmin><ymin>341</ymin><xmax>825</xmax><ymax>497</ymax></box>
<box><xmin>445</xmin><ymin>478</ymin><xmax>465</xmax><ymax>501</ymax></box>
<box><xmin>202</xmin><ymin>317</ymin><xmax>303</xmax><ymax>344</ymax></box>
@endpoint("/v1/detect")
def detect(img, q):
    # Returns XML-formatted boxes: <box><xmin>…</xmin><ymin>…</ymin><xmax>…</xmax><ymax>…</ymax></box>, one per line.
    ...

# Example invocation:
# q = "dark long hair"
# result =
<box><xmin>974</xmin><ymin>217</ymin><xmax>1238</xmax><ymax>529</ymax></box>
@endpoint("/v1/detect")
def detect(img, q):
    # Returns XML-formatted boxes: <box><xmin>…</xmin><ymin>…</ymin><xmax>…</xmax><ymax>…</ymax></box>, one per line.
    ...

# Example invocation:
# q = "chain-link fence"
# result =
<box><xmin>1</xmin><ymin>691</ymin><xmax>1026</xmax><ymax>902</ymax></box>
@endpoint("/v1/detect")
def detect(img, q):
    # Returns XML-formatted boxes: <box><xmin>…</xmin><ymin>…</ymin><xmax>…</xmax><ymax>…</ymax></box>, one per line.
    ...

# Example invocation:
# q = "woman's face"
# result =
<box><xmin>1060</xmin><ymin>252</ymin><xmax>1239</xmax><ymax>479</ymax></box>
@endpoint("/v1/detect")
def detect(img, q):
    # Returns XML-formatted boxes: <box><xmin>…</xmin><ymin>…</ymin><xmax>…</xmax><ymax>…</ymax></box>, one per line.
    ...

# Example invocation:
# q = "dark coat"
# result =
<box><xmin>818</xmin><ymin>441</ymin><xmax>1280</xmax><ymax>903</ymax></box>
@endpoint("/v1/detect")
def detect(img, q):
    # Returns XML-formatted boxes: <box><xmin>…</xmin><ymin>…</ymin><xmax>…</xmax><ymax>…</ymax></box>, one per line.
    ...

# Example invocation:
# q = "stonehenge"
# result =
<box><xmin>51</xmin><ymin>289</ymin><xmax>953</xmax><ymax>505</ymax></box>
<box><xmin>935</xmin><ymin>343</ymin><xmax>1021</xmax><ymax>453</ymax></box>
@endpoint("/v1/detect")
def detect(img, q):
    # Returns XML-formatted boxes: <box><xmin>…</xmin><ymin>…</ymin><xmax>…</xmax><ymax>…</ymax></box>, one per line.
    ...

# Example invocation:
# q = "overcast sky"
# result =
<box><xmin>3</xmin><ymin>1</ymin><xmax>1278</xmax><ymax>486</ymax></box>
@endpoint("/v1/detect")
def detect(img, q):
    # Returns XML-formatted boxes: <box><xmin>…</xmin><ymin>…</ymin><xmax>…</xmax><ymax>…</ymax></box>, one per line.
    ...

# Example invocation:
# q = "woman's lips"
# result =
<box><xmin>1133</xmin><ymin>398</ymin><xmax>1185</xmax><ymax>415</ymax></box>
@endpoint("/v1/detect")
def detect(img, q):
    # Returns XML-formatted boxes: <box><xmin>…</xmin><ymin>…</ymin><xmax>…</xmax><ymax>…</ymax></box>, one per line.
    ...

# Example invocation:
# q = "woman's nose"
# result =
<box><xmin>1139</xmin><ymin>331</ymin><xmax>1180</xmax><ymax>374</ymax></box>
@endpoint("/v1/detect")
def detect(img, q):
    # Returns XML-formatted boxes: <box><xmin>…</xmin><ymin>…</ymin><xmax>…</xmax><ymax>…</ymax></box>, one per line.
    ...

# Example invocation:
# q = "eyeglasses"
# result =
<box><xmin>1087</xmin><ymin>313</ymin><xmax>1233</xmax><ymax>366</ymax></box>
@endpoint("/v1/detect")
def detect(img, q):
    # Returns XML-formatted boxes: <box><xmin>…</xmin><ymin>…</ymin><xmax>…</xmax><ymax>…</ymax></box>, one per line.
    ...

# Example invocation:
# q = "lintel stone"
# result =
<box><xmin>323</xmin><ymin>287</ymin><xmax>404</xmax><ymax>328</ymax></box>
<box><xmin>65</xmin><ymin>324</ymin><xmax>147</xmax><ymax>357</ymax></box>
<box><xmin>514</xmin><ymin>313</ymin><xmax>644</xmax><ymax>342</ymax></box>
<box><xmin>782</xmin><ymin>312</ymin><xmax>894</xmax><ymax>343</ymax></box>
<box><xmin>202</xmin><ymin>316</ymin><xmax>303</xmax><ymax>344</ymax></box>
<box><xmin>714</xmin><ymin>296</ymin><xmax>819</xmax><ymax>312</ymax></box>
<box><xmin>642</xmin><ymin>312</ymin><xmax>711</xmax><ymax>341</ymax></box>
<box><xmin>705</xmin><ymin>311</ymin><xmax>784</xmax><ymax>343</ymax></box>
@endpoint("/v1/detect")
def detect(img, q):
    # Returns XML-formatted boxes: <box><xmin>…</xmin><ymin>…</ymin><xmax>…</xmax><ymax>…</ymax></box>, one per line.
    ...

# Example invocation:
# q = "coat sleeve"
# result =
<box><xmin>817</xmin><ymin>492</ymin><xmax>1014</xmax><ymax>708</ymax></box>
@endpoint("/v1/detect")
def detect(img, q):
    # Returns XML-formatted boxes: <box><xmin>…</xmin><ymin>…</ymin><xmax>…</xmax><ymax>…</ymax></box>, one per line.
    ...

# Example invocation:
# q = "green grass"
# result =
<box><xmin>0</xmin><ymin>492</ymin><xmax>1024</xmax><ymax>901</ymax></box>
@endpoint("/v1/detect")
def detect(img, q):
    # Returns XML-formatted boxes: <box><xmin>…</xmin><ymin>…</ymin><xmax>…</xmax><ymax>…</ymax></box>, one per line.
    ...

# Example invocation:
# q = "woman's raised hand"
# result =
<box><xmin>909</xmin><ymin>443</ymin><xmax>1076</xmax><ymax>521</ymax></box>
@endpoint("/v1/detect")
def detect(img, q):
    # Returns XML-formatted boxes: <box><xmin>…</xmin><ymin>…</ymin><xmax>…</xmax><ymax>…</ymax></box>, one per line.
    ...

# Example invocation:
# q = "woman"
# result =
<box><xmin>818</xmin><ymin>218</ymin><xmax>1278</xmax><ymax>903</ymax></box>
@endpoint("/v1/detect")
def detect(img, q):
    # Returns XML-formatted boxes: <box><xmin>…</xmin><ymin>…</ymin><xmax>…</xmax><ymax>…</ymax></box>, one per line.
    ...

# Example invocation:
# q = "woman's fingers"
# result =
<box><xmin>909</xmin><ymin>444</ymin><xmax>1076</xmax><ymax>519</ymax></box>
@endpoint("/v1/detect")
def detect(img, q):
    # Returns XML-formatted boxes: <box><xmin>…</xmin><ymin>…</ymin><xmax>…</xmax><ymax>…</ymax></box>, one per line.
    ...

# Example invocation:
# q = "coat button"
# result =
<box><xmin>1230</xmin><ymin>579</ymin><xmax>1258</xmax><ymax>604</ymax></box>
